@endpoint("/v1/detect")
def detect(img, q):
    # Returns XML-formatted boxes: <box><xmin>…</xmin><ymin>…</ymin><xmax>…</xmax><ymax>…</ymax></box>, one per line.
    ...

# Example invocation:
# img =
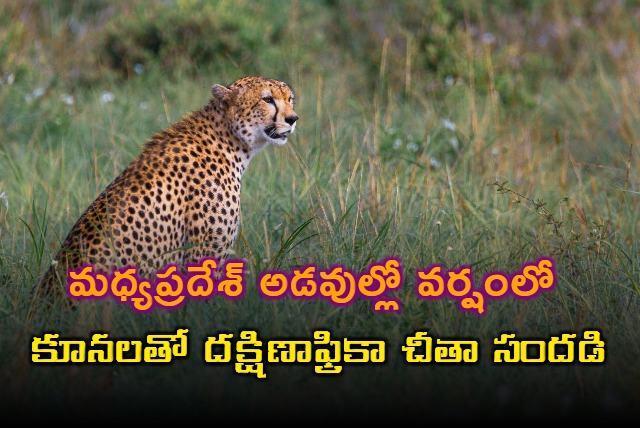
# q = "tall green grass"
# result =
<box><xmin>0</xmin><ymin>0</ymin><xmax>638</xmax><ymax>419</ymax></box>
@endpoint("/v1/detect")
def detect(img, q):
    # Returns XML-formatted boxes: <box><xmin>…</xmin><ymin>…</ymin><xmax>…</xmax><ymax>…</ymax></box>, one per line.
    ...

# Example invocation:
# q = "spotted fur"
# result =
<box><xmin>35</xmin><ymin>76</ymin><xmax>298</xmax><ymax>303</ymax></box>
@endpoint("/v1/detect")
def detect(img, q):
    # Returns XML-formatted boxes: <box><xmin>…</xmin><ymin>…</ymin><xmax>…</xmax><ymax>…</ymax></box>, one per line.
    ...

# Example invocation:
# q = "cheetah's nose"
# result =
<box><xmin>285</xmin><ymin>115</ymin><xmax>299</xmax><ymax>126</ymax></box>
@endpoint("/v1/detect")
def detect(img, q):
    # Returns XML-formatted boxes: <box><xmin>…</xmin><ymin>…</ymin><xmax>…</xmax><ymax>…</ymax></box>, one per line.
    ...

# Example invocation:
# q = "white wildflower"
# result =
<box><xmin>449</xmin><ymin>137</ymin><xmax>459</xmax><ymax>150</ymax></box>
<box><xmin>429</xmin><ymin>157</ymin><xmax>441</xmax><ymax>169</ymax></box>
<box><xmin>0</xmin><ymin>72</ymin><xmax>15</xmax><ymax>86</ymax></box>
<box><xmin>25</xmin><ymin>87</ymin><xmax>45</xmax><ymax>102</ymax></box>
<box><xmin>61</xmin><ymin>94</ymin><xmax>74</xmax><ymax>105</ymax></box>
<box><xmin>407</xmin><ymin>142</ymin><xmax>419</xmax><ymax>152</ymax></box>
<box><xmin>0</xmin><ymin>191</ymin><xmax>8</xmax><ymax>210</ymax></box>
<box><xmin>100</xmin><ymin>91</ymin><xmax>115</xmax><ymax>104</ymax></box>
<box><xmin>0</xmin><ymin>191</ymin><xmax>7</xmax><ymax>237</ymax></box>
<box><xmin>607</xmin><ymin>41</ymin><xmax>627</xmax><ymax>60</ymax></box>
<box><xmin>481</xmin><ymin>32</ymin><xmax>496</xmax><ymax>45</ymax></box>
<box><xmin>442</xmin><ymin>118</ymin><xmax>456</xmax><ymax>131</ymax></box>
<box><xmin>538</xmin><ymin>34</ymin><xmax>549</xmax><ymax>47</ymax></box>
<box><xmin>134</xmin><ymin>63</ymin><xmax>145</xmax><ymax>75</ymax></box>
<box><xmin>139</xmin><ymin>101</ymin><xmax>150</xmax><ymax>110</ymax></box>
<box><xmin>491</xmin><ymin>147</ymin><xmax>500</xmax><ymax>156</ymax></box>
<box><xmin>393</xmin><ymin>138</ymin><xmax>403</xmax><ymax>149</ymax></box>
<box><xmin>445</xmin><ymin>75</ymin><xmax>454</xmax><ymax>86</ymax></box>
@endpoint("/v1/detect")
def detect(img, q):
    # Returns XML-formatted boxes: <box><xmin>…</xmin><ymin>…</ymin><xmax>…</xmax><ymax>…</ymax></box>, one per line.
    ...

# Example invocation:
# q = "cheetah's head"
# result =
<box><xmin>211</xmin><ymin>77</ymin><xmax>298</xmax><ymax>152</ymax></box>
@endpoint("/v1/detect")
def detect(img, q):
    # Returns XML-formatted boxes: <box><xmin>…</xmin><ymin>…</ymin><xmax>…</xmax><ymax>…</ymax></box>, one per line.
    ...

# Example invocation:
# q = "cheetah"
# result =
<box><xmin>34</xmin><ymin>76</ymin><xmax>298</xmax><ymax>304</ymax></box>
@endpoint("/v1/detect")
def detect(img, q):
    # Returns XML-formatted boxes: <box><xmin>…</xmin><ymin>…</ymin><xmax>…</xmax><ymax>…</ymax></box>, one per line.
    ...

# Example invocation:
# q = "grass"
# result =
<box><xmin>1</xmin><ymin>0</ymin><xmax>639</xmax><ymax>422</ymax></box>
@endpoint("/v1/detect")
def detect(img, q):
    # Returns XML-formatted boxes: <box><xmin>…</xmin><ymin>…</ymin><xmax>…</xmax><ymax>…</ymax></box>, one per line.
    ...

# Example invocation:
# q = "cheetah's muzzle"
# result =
<box><xmin>264</xmin><ymin>125</ymin><xmax>288</xmax><ymax>140</ymax></box>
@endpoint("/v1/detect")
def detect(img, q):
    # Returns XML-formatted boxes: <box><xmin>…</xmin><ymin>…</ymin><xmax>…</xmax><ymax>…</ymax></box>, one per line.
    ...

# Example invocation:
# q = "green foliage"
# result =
<box><xmin>100</xmin><ymin>0</ymin><xmax>288</xmax><ymax>76</ymax></box>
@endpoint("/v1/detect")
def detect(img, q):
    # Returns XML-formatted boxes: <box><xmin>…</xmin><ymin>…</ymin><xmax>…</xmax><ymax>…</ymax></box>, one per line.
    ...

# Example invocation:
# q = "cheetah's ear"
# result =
<box><xmin>211</xmin><ymin>84</ymin><xmax>231</xmax><ymax>109</ymax></box>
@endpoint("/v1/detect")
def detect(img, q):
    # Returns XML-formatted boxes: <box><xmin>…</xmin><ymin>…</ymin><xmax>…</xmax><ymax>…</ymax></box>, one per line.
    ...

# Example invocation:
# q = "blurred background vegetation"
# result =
<box><xmin>0</xmin><ymin>0</ymin><xmax>639</xmax><ymax>421</ymax></box>
<box><xmin>3</xmin><ymin>0</ymin><xmax>639</xmax><ymax>95</ymax></box>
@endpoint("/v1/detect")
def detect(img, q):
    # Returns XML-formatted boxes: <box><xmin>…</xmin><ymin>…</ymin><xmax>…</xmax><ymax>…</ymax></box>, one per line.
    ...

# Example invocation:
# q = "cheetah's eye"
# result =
<box><xmin>262</xmin><ymin>96</ymin><xmax>275</xmax><ymax>105</ymax></box>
